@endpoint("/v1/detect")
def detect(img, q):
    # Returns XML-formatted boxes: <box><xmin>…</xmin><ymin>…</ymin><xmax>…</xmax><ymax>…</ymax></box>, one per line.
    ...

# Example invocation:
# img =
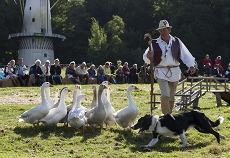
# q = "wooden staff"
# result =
<box><xmin>144</xmin><ymin>33</ymin><xmax>156</xmax><ymax>115</ymax></box>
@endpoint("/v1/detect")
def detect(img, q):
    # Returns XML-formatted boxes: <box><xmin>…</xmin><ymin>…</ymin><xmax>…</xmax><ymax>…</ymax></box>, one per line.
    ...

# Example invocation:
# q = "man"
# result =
<box><xmin>130</xmin><ymin>64</ymin><xmax>139</xmax><ymax>84</ymax></box>
<box><xmin>139</xmin><ymin>62</ymin><xmax>150</xmax><ymax>83</ymax></box>
<box><xmin>15</xmin><ymin>57</ymin><xmax>30</xmax><ymax>86</ymax></box>
<box><xmin>29</xmin><ymin>59</ymin><xmax>45</xmax><ymax>86</ymax></box>
<box><xmin>76</xmin><ymin>62</ymin><xmax>89</xmax><ymax>84</ymax></box>
<box><xmin>143</xmin><ymin>20</ymin><xmax>195</xmax><ymax>115</ymax></box>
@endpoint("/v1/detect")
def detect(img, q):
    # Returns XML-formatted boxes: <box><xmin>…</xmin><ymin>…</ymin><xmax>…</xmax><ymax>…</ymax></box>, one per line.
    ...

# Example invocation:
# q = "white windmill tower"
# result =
<box><xmin>8</xmin><ymin>0</ymin><xmax>66</xmax><ymax>66</ymax></box>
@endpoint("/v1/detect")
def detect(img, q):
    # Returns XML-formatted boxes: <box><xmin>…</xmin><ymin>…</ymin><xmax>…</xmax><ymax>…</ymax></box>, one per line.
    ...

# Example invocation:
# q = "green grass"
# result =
<box><xmin>0</xmin><ymin>84</ymin><xmax>230</xmax><ymax>158</ymax></box>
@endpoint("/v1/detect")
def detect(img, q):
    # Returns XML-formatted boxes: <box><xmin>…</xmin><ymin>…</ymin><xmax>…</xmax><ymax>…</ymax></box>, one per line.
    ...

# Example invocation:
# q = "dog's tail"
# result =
<box><xmin>209</xmin><ymin>116</ymin><xmax>224</xmax><ymax>127</ymax></box>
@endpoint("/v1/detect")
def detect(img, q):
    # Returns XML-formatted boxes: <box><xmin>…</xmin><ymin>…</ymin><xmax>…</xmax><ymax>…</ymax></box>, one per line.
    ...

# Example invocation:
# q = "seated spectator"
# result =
<box><xmin>224</xmin><ymin>63</ymin><xmax>230</xmax><ymax>82</ymax></box>
<box><xmin>50</xmin><ymin>58</ymin><xmax>62</xmax><ymax>85</ymax></box>
<box><xmin>110</xmin><ymin>62</ymin><xmax>116</xmax><ymax>74</ymax></box>
<box><xmin>0</xmin><ymin>68</ymin><xmax>5</xmax><ymax>79</ymax></box>
<box><xmin>185</xmin><ymin>60</ymin><xmax>199</xmax><ymax>81</ymax></box>
<box><xmin>65</xmin><ymin>61</ymin><xmax>81</xmax><ymax>84</ymax></box>
<box><xmin>5</xmin><ymin>62</ymin><xmax>20</xmax><ymax>86</ymax></box>
<box><xmin>116</xmin><ymin>66</ymin><xmax>125</xmax><ymax>84</ymax></box>
<box><xmin>76</xmin><ymin>62</ymin><xmax>89</xmax><ymax>84</ymax></box>
<box><xmin>130</xmin><ymin>64</ymin><xmax>139</xmax><ymax>84</ymax></box>
<box><xmin>15</xmin><ymin>57</ymin><xmax>30</xmax><ymax>86</ymax></box>
<box><xmin>29</xmin><ymin>59</ymin><xmax>45</xmax><ymax>86</ymax></box>
<box><xmin>139</xmin><ymin>62</ymin><xmax>150</xmax><ymax>83</ymax></box>
<box><xmin>122</xmin><ymin>62</ymin><xmax>130</xmax><ymax>83</ymax></box>
<box><xmin>41</xmin><ymin>60</ymin><xmax>50</xmax><ymax>82</ymax></box>
<box><xmin>215</xmin><ymin>56</ymin><xmax>223</xmax><ymax>72</ymax></box>
<box><xmin>103</xmin><ymin>61</ymin><xmax>116</xmax><ymax>84</ymax></box>
<box><xmin>88</xmin><ymin>64</ymin><xmax>97</xmax><ymax>78</ymax></box>
<box><xmin>213</xmin><ymin>64</ymin><xmax>222</xmax><ymax>78</ymax></box>
<box><xmin>97</xmin><ymin>65</ymin><xmax>108</xmax><ymax>84</ymax></box>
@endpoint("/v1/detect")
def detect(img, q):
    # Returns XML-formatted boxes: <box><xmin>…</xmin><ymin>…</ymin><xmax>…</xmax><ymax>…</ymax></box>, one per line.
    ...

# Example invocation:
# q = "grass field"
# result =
<box><xmin>0</xmin><ymin>83</ymin><xmax>230</xmax><ymax>158</ymax></box>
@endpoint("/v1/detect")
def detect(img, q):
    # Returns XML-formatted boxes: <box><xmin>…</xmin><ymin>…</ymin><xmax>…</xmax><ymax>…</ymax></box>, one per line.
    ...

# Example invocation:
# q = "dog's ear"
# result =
<box><xmin>144</xmin><ymin>115</ymin><xmax>152</xmax><ymax>126</ymax></box>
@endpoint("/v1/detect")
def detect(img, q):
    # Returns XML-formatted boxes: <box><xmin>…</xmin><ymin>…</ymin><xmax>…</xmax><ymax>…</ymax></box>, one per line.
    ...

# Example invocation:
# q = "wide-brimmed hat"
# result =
<box><xmin>156</xmin><ymin>20</ymin><xmax>172</xmax><ymax>30</ymax></box>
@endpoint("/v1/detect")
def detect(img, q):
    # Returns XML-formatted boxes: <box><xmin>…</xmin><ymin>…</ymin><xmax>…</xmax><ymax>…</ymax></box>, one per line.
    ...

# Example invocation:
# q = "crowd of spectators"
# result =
<box><xmin>0</xmin><ymin>57</ymin><xmax>152</xmax><ymax>86</ymax></box>
<box><xmin>1</xmin><ymin>54</ymin><xmax>229</xmax><ymax>87</ymax></box>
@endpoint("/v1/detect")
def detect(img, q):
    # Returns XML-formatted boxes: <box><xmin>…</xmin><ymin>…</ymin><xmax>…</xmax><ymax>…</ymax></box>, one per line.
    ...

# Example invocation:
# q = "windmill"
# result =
<box><xmin>8</xmin><ymin>0</ymin><xmax>66</xmax><ymax>66</ymax></box>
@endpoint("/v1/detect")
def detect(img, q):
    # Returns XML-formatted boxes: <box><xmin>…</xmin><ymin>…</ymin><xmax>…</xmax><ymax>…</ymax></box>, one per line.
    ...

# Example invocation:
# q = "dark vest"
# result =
<box><xmin>151</xmin><ymin>37</ymin><xmax>180</xmax><ymax>66</ymax></box>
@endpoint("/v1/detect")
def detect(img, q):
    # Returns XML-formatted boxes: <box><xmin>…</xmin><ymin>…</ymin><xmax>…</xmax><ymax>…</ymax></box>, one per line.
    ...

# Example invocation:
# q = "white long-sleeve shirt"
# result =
<box><xmin>143</xmin><ymin>35</ymin><xmax>195</xmax><ymax>82</ymax></box>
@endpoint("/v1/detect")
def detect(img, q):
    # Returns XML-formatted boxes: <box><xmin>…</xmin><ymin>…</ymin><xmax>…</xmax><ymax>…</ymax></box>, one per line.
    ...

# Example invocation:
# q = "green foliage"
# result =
<box><xmin>88</xmin><ymin>17</ymin><xmax>108</xmax><ymax>64</ymax></box>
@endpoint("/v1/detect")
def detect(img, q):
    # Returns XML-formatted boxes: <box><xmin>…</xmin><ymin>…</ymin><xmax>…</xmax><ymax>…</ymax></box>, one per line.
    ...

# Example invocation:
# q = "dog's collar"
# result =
<box><xmin>149</xmin><ymin>115</ymin><xmax>159</xmax><ymax>132</ymax></box>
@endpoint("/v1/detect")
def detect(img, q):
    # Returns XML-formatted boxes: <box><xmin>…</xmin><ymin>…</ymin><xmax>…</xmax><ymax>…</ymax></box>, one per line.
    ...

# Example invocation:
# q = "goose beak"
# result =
<box><xmin>134</xmin><ymin>86</ymin><xmax>139</xmax><ymax>90</ymax></box>
<box><xmin>49</xmin><ymin>84</ymin><xmax>54</xmax><ymax>87</ymax></box>
<box><xmin>68</xmin><ymin>89</ymin><xmax>72</xmax><ymax>92</ymax></box>
<box><xmin>108</xmin><ymin>82</ymin><xmax>112</xmax><ymax>85</ymax></box>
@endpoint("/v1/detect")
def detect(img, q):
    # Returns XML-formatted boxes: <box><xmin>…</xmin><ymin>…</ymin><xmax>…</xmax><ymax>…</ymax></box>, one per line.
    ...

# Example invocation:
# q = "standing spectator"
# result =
<box><xmin>143</xmin><ymin>20</ymin><xmax>195</xmax><ymax>114</ymax></box>
<box><xmin>115</xmin><ymin>66</ymin><xmax>125</xmax><ymax>84</ymax></box>
<box><xmin>203</xmin><ymin>54</ymin><xmax>212</xmax><ymax>77</ymax></box>
<box><xmin>76</xmin><ymin>62</ymin><xmax>89</xmax><ymax>84</ymax></box>
<box><xmin>139</xmin><ymin>62</ymin><xmax>150</xmax><ymax>83</ymax></box>
<box><xmin>41</xmin><ymin>60</ymin><xmax>50</xmax><ymax>82</ymax></box>
<box><xmin>65</xmin><ymin>61</ymin><xmax>81</xmax><ymax>84</ymax></box>
<box><xmin>50</xmin><ymin>58</ymin><xmax>62</xmax><ymax>85</ymax></box>
<box><xmin>29</xmin><ymin>59</ymin><xmax>45</xmax><ymax>86</ymax></box>
<box><xmin>215</xmin><ymin>56</ymin><xmax>223</xmax><ymax>72</ymax></box>
<box><xmin>88</xmin><ymin>64</ymin><xmax>97</xmax><ymax>78</ymax></box>
<box><xmin>122</xmin><ymin>62</ymin><xmax>130</xmax><ymax>83</ymax></box>
<box><xmin>224</xmin><ymin>63</ymin><xmax>230</xmax><ymax>82</ymax></box>
<box><xmin>5</xmin><ymin>62</ymin><xmax>20</xmax><ymax>86</ymax></box>
<box><xmin>97</xmin><ymin>65</ymin><xmax>108</xmax><ymax>84</ymax></box>
<box><xmin>15</xmin><ymin>57</ymin><xmax>30</xmax><ymax>86</ymax></box>
<box><xmin>130</xmin><ymin>64</ymin><xmax>139</xmax><ymax>84</ymax></box>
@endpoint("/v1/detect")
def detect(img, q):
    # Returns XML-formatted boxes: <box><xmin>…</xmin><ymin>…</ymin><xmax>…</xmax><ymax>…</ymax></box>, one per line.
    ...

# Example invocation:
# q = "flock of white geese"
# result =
<box><xmin>18</xmin><ymin>81</ymin><xmax>139</xmax><ymax>132</ymax></box>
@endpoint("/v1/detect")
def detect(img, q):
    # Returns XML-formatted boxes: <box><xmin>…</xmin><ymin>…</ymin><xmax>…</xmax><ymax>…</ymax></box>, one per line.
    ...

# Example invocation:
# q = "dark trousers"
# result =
<box><xmin>79</xmin><ymin>74</ymin><xmax>89</xmax><ymax>84</ymax></box>
<box><xmin>17</xmin><ymin>74</ymin><xmax>30</xmax><ymax>86</ymax></box>
<box><xmin>49</xmin><ymin>75</ymin><xmax>62</xmax><ymax>85</ymax></box>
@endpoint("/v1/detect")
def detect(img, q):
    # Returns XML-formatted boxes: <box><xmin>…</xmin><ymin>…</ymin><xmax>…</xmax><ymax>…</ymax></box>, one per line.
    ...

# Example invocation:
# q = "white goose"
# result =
<box><xmin>68</xmin><ymin>94</ymin><xmax>87</xmax><ymax>131</ymax></box>
<box><xmin>54</xmin><ymin>88</ymin><xmax>60</xmax><ymax>103</ymax></box>
<box><xmin>39</xmin><ymin>87</ymin><xmax>71</xmax><ymax>126</ymax></box>
<box><xmin>45</xmin><ymin>86</ymin><xmax>55</xmax><ymax>109</ymax></box>
<box><xmin>86</xmin><ymin>84</ymin><xmax>107</xmax><ymax>131</ymax></box>
<box><xmin>58</xmin><ymin>85</ymin><xmax>81</xmax><ymax>125</ymax></box>
<box><xmin>113</xmin><ymin>85</ymin><xmax>139</xmax><ymax>129</ymax></box>
<box><xmin>104</xmin><ymin>87</ymin><xmax>116</xmax><ymax>126</ymax></box>
<box><xmin>18</xmin><ymin>82</ymin><xmax>53</xmax><ymax>126</ymax></box>
<box><xmin>88</xmin><ymin>85</ymin><xmax>97</xmax><ymax>110</ymax></box>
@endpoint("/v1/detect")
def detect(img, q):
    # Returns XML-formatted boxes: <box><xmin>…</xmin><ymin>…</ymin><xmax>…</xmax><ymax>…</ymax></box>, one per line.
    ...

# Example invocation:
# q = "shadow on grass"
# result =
<box><xmin>13</xmin><ymin>124</ymin><xmax>107</xmax><ymax>140</ymax></box>
<box><xmin>110</xmin><ymin>128</ymin><xmax>209</xmax><ymax>153</ymax></box>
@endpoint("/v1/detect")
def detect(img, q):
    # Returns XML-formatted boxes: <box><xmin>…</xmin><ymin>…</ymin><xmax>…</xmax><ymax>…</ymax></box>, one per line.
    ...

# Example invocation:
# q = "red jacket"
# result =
<box><xmin>215</xmin><ymin>59</ymin><xmax>223</xmax><ymax>71</ymax></box>
<box><xmin>203</xmin><ymin>59</ymin><xmax>212</xmax><ymax>69</ymax></box>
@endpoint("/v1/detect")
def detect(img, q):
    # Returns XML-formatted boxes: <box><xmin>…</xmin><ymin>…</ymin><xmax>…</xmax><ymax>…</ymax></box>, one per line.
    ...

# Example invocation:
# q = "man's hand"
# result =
<box><xmin>147</xmin><ymin>51</ymin><xmax>154</xmax><ymax>59</ymax></box>
<box><xmin>189</xmin><ymin>66</ymin><xmax>196</xmax><ymax>74</ymax></box>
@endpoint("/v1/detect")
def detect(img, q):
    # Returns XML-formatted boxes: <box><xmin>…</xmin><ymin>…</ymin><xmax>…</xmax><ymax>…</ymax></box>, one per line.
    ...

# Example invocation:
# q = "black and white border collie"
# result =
<box><xmin>131</xmin><ymin>110</ymin><xmax>225</xmax><ymax>148</ymax></box>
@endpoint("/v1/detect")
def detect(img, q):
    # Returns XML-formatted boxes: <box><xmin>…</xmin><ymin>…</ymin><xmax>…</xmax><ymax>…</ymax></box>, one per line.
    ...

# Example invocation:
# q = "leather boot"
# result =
<box><xmin>160</xmin><ymin>97</ymin><xmax>170</xmax><ymax>115</ymax></box>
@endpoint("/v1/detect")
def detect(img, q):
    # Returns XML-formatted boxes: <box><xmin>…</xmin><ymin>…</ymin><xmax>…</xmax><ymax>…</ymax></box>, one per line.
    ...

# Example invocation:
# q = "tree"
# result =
<box><xmin>105</xmin><ymin>15</ymin><xmax>126</xmax><ymax>63</ymax></box>
<box><xmin>88</xmin><ymin>17</ymin><xmax>108</xmax><ymax>65</ymax></box>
